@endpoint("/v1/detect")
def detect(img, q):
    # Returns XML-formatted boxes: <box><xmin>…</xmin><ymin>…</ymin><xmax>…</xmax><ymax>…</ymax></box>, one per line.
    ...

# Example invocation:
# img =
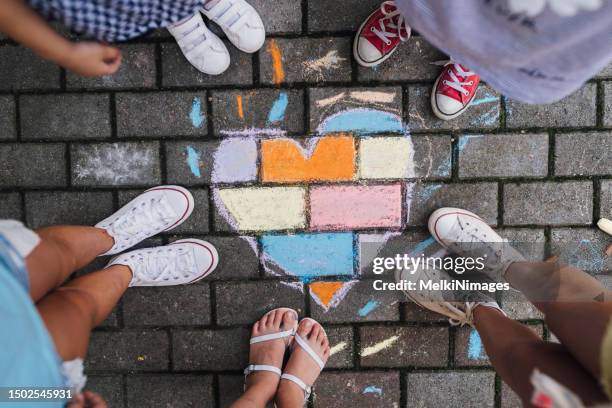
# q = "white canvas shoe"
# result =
<box><xmin>106</xmin><ymin>239</ymin><xmax>219</xmax><ymax>286</ymax></box>
<box><xmin>428</xmin><ymin>208</ymin><xmax>525</xmax><ymax>282</ymax></box>
<box><xmin>201</xmin><ymin>0</ymin><xmax>265</xmax><ymax>53</ymax></box>
<box><xmin>168</xmin><ymin>12</ymin><xmax>230</xmax><ymax>75</ymax></box>
<box><xmin>96</xmin><ymin>186</ymin><xmax>194</xmax><ymax>256</ymax></box>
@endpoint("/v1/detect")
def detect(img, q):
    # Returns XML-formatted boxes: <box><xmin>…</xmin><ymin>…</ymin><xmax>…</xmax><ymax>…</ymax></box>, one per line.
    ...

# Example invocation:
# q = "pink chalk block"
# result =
<box><xmin>310</xmin><ymin>184</ymin><xmax>402</xmax><ymax>230</ymax></box>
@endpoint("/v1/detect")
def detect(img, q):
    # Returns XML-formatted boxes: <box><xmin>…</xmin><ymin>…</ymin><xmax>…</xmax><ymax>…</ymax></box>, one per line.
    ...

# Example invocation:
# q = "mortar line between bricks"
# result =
<box><xmin>497</xmin><ymin>183</ymin><xmax>504</xmax><ymax>226</ymax></box>
<box><xmin>301</xmin><ymin>0</ymin><xmax>308</xmax><ymax>34</ymax></box>
<box><xmin>213</xmin><ymin>374</ymin><xmax>221</xmax><ymax>408</ymax></box>
<box><xmin>596</xmin><ymin>80</ymin><xmax>604</xmax><ymax>128</ymax></box>
<box><xmin>593</xmin><ymin>178</ymin><xmax>601</xmax><ymax>221</ymax></box>
<box><xmin>65</xmin><ymin>143</ymin><xmax>72</xmax><ymax>188</ymax></box>
<box><xmin>109</xmin><ymin>93</ymin><xmax>118</xmax><ymax>140</ymax></box>
<box><xmin>399</xmin><ymin>370</ymin><xmax>407</xmax><ymax>408</ymax></box>
<box><xmin>494</xmin><ymin>373</ymin><xmax>502</xmax><ymax>408</ymax></box>
<box><xmin>167</xmin><ymin>327</ymin><xmax>174</xmax><ymax>372</ymax></box>
<box><xmin>547</xmin><ymin>129</ymin><xmax>556</xmax><ymax>178</ymax></box>
<box><xmin>59</xmin><ymin>68</ymin><xmax>66</xmax><ymax>90</ymax></box>
<box><xmin>121</xmin><ymin>374</ymin><xmax>128</xmax><ymax>408</ymax></box>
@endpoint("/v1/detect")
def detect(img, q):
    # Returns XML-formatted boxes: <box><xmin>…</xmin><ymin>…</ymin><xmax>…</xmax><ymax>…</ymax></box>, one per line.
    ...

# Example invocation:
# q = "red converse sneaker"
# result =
<box><xmin>431</xmin><ymin>62</ymin><xmax>481</xmax><ymax>120</ymax></box>
<box><xmin>353</xmin><ymin>1</ymin><xmax>411</xmax><ymax>67</ymax></box>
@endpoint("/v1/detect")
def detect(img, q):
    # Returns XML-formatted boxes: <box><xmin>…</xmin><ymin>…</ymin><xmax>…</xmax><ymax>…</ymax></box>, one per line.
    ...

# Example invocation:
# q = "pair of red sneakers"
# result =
<box><xmin>353</xmin><ymin>1</ymin><xmax>480</xmax><ymax>120</ymax></box>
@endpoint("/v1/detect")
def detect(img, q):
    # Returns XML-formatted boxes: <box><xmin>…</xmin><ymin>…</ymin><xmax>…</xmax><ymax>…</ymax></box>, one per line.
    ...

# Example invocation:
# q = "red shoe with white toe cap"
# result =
<box><xmin>431</xmin><ymin>62</ymin><xmax>481</xmax><ymax>120</ymax></box>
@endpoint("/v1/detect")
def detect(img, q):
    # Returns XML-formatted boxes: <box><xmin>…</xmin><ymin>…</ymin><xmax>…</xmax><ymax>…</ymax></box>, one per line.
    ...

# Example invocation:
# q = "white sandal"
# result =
<box><xmin>280</xmin><ymin>318</ymin><xmax>327</xmax><ymax>401</ymax></box>
<box><xmin>243</xmin><ymin>308</ymin><xmax>298</xmax><ymax>389</ymax></box>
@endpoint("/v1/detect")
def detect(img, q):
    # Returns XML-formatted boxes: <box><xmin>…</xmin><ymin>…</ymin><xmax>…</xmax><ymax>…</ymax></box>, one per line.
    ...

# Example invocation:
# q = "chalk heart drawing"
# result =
<box><xmin>209</xmin><ymin>92</ymin><xmax>417</xmax><ymax>312</ymax></box>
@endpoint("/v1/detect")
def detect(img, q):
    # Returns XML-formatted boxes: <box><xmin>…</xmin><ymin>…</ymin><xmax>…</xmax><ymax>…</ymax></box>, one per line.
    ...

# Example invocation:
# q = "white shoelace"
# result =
<box><xmin>371</xmin><ymin>1</ymin><xmax>410</xmax><ymax>45</ymax></box>
<box><xmin>131</xmin><ymin>246</ymin><xmax>196</xmax><ymax>283</ymax></box>
<box><xmin>109</xmin><ymin>197</ymin><xmax>175</xmax><ymax>245</ymax></box>
<box><xmin>442</xmin><ymin>62</ymin><xmax>476</xmax><ymax>96</ymax></box>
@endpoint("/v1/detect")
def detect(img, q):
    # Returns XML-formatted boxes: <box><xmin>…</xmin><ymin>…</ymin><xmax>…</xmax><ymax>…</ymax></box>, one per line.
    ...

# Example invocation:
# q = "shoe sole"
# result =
<box><xmin>171</xmin><ymin>238</ymin><xmax>219</xmax><ymax>283</ymax></box>
<box><xmin>428</xmin><ymin>208</ymin><xmax>488</xmax><ymax>247</ymax></box>
<box><xmin>352</xmin><ymin>7</ymin><xmax>408</xmax><ymax>68</ymax></box>
<box><xmin>430</xmin><ymin>74</ymin><xmax>478</xmax><ymax>121</ymax></box>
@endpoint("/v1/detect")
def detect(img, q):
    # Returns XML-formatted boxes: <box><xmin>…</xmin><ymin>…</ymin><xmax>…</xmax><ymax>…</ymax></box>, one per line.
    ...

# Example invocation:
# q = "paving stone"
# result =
<box><xmin>501</xmin><ymin>381</ymin><xmax>524</xmax><ymax>408</ymax></box>
<box><xmin>459</xmin><ymin>133</ymin><xmax>549</xmax><ymax>178</ymax></box>
<box><xmin>71</xmin><ymin>142</ymin><xmax>161</xmax><ymax>187</ymax></box>
<box><xmin>20</xmin><ymin>94</ymin><xmax>111</xmax><ymax>140</ymax></box>
<box><xmin>86</xmin><ymin>331</ymin><xmax>169</xmax><ymax>371</ymax></box>
<box><xmin>360</xmin><ymin>326</ymin><xmax>448</xmax><ymax>367</ymax></box>
<box><xmin>455</xmin><ymin>324</ymin><xmax>543</xmax><ymax>367</ymax></box>
<box><xmin>409</xmin><ymin>135</ymin><xmax>453</xmax><ymax>179</ymax></box>
<box><xmin>215</xmin><ymin>280</ymin><xmax>305</xmax><ymax>325</ymax></box>
<box><xmin>259</xmin><ymin>38</ymin><xmax>352</xmax><ymax>84</ymax></box>
<box><xmin>506</xmin><ymin>83</ymin><xmax>597</xmax><ymax>128</ymax></box>
<box><xmin>310</xmin><ymin>279</ymin><xmax>402</xmax><ymax>323</ymax></box>
<box><xmin>326</xmin><ymin>326</ymin><xmax>354</xmax><ymax>368</ymax></box>
<box><xmin>24</xmin><ymin>191</ymin><xmax>113</xmax><ymax>228</ymax></box>
<box><xmin>126</xmin><ymin>375</ymin><xmax>213</xmax><ymax>408</ymax></box>
<box><xmin>86</xmin><ymin>375</ymin><xmax>124</xmax><ymax>408</ymax></box>
<box><xmin>200</xmin><ymin>236</ymin><xmax>259</xmax><ymax>279</ymax></box>
<box><xmin>604</xmin><ymin>82</ymin><xmax>612</xmax><ymax>126</ymax></box>
<box><xmin>116</xmin><ymin>92</ymin><xmax>208</xmax><ymax>137</ymax></box>
<box><xmin>358</xmin><ymin>37</ymin><xmax>447</xmax><ymax>82</ymax></box>
<box><xmin>161</xmin><ymin>42</ymin><xmax>252</xmax><ymax>87</ymax></box>
<box><xmin>308</xmin><ymin>0</ymin><xmax>380</xmax><ymax>32</ymax></box>
<box><xmin>596</xmin><ymin>64</ymin><xmax>612</xmax><ymax>79</ymax></box>
<box><xmin>67</xmin><ymin>44</ymin><xmax>156</xmax><ymax>89</ymax></box>
<box><xmin>0</xmin><ymin>193</ymin><xmax>22</xmax><ymax>220</ymax></box>
<box><xmin>406</xmin><ymin>182</ymin><xmax>498</xmax><ymax>226</ymax></box>
<box><xmin>406</xmin><ymin>371</ymin><xmax>496</xmax><ymax>408</ymax></box>
<box><xmin>249</xmin><ymin>0</ymin><xmax>301</xmax><ymax>34</ymax></box>
<box><xmin>551</xmin><ymin>227</ymin><xmax>612</xmax><ymax>273</ymax></box>
<box><xmin>0</xmin><ymin>95</ymin><xmax>15</xmax><ymax>140</ymax></box>
<box><xmin>501</xmin><ymin>290</ymin><xmax>544</xmax><ymax>320</ymax></box>
<box><xmin>313</xmin><ymin>371</ymin><xmax>400</xmax><ymax>408</ymax></box>
<box><xmin>0</xmin><ymin>45</ymin><xmax>60</xmax><ymax>90</ymax></box>
<box><xmin>123</xmin><ymin>285</ymin><xmax>211</xmax><ymax>326</ymax></box>
<box><xmin>555</xmin><ymin>131</ymin><xmax>612</xmax><ymax>176</ymax></box>
<box><xmin>309</xmin><ymin>86</ymin><xmax>402</xmax><ymax>132</ymax></box>
<box><xmin>126</xmin><ymin>374</ymin><xmax>215</xmax><ymax>408</ymax></box>
<box><xmin>165</xmin><ymin>141</ymin><xmax>216</xmax><ymax>185</ymax></box>
<box><xmin>211</xmin><ymin>89</ymin><xmax>304</xmax><ymax>134</ymax></box>
<box><xmin>98</xmin><ymin>307</ymin><xmax>120</xmax><ymax>329</ymax></box>
<box><xmin>497</xmin><ymin>228</ymin><xmax>547</xmax><ymax>261</ymax></box>
<box><xmin>173</xmin><ymin>328</ymin><xmax>250</xmax><ymax>370</ymax></box>
<box><xmin>408</xmin><ymin>85</ymin><xmax>501</xmax><ymax>131</ymax></box>
<box><xmin>602</xmin><ymin>180</ymin><xmax>612</xmax><ymax>219</ymax></box>
<box><xmin>118</xmin><ymin>188</ymin><xmax>209</xmax><ymax>234</ymax></box>
<box><xmin>402</xmin><ymin>302</ymin><xmax>448</xmax><ymax>323</ymax></box>
<box><xmin>0</xmin><ymin>143</ymin><xmax>67</xmax><ymax>187</ymax></box>
<box><xmin>503</xmin><ymin>181</ymin><xmax>593</xmax><ymax>226</ymax></box>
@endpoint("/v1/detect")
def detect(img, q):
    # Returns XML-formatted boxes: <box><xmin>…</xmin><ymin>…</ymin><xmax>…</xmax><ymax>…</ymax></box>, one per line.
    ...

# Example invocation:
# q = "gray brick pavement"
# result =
<box><xmin>1</xmin><ymin>3</ymin><xmax>610</xmax><ymax>406</ymax></box>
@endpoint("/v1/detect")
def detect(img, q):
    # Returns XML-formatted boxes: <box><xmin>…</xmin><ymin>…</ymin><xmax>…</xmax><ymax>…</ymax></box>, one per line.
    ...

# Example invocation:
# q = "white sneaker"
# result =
<box><xmin>201</xmin><ymin>0</ymin><xmax>265</xmax><ymax>53</ymax></box>
<box><xmin>107</xmin><ymin>239</ymin><xmax>219</xmax><ymax>286</ymax></box>
<box><xmin>168</xmin><ymin>12</ymin><xmax>230</xmax><ymax>75</ymax></box>
<box><xmin>395</xmin><ymin>264</ymin><xmax>504</xmax><ymax>327</ymax></box>
<box><xmin>428</xmin><ymin>208</ymin><xmax>525</xmax><ymax>282</ymax></box>
<box><xmin>96</xmin><ymin>186</ymin><xmax>194</xmax><ymax>256</ymax></box>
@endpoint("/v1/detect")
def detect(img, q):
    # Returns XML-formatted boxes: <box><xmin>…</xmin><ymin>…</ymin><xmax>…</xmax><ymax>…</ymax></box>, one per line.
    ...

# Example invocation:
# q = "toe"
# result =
<box><xmin>316</xmin><ymin>330</ymin><xmax>326</xmax><ymax>344</ymax></box>
<box><xmin>297</xmin><ymin>319</ymin><xmax>314</xmax><ymax>338</ymax></box>
<box><xmin>251</xmin><ymin>321</ymin><xmax>260</xmax><ymax>336</ymax></box>
<box><xmin>310</xmin><ymin>324</ymin><xmax>321</xmax><ymax>340</ymax></box>
<box><xmin>272</xmin><ymin>309</ymin><xmax>283</xmax><ymax>329</ymax></box>
<box><xmin>281</xmin><ymin>309</ymin><xmax>297</xmax><ymax>330</ymax></box>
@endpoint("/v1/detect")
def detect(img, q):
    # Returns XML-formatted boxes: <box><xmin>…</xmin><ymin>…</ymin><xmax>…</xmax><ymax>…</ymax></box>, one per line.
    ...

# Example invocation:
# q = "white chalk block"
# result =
<box><xmin>598</xmin><ymin>218</ymin><xmax>612</xmax><ymax>236</ymax></box>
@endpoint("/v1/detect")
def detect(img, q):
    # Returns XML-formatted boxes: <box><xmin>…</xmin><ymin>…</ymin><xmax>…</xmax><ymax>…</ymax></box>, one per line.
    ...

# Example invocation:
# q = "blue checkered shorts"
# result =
<box><xmin>27</xmin><ymin>0</ymin><xmax>201</xmax><ymax>42</ymax></box>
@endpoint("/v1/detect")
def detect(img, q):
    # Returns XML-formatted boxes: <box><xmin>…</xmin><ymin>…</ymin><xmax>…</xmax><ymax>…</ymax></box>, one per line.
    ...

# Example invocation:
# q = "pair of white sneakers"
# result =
<box><xmin>397</xmin><ymin>208</ymin><xmax>526</xmax><ymax>326</ymax></box>
<box><xmin>96</xmin><ymin>186</ymin><xmax>218</xmax><ymax>287</ymax></box>
<box><xmin>168</xmin><ymin>0</ymin><xmax>265</xmax><ymax>75</ymax></box>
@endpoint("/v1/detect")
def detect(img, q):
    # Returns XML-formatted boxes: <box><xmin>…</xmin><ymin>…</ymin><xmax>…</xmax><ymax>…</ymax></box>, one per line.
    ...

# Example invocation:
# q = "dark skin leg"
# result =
<box><xmin>473</xmin><ymin>306</ymin><xmax>609</xmax><ymax>406</ymax></box>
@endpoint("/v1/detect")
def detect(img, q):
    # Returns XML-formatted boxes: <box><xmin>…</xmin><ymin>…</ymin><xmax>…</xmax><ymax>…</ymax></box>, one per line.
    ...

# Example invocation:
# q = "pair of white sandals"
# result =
<box><xmin>244</xmin><ymin>309</ymin><xmax>326</xmax><ymax>402</ymax></box>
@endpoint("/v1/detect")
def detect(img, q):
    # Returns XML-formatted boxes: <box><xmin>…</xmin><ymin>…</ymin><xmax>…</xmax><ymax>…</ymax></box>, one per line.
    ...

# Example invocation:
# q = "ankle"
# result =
<box><xmin>244</xmin><ymin>372</ymin><xmax>279</xmax><ymax>405</ymax></box>
<box><xmin>276</xmin><ymin>379</ymin><xmax>305</xmax><ymax>407</ymax></box>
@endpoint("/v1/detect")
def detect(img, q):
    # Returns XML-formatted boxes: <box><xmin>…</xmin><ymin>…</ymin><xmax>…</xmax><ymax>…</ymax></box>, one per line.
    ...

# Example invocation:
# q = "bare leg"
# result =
<box><xmin>36</xmin><ymin>265</ymin><xmax>131</xmax><ymax>360</ymax></box>
<box><xmin>26</xmin><ymin>226</ymin><xmax>113</xmax><ymax>302</ymax></box>
<box><xmin>473</xmin><ymin>306</ymin><xmax>609</xmax><ymax>406</ymax></box>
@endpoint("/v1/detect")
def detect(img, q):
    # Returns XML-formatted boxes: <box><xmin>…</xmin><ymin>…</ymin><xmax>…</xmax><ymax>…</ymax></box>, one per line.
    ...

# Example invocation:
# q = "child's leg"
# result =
<box><xmin>26</xmin><ymin>226</ymin><xmax>113</xmax><ymax>302</ymax></box>
<box><xmin>36</xmin><ymin>264</ymin><xmax>131</xmax><ymax>360</ymax></box>
<box><xmin>474</xmin><ymin>306</ymin><xmax>609</xmax><ymax>405</ymax></box>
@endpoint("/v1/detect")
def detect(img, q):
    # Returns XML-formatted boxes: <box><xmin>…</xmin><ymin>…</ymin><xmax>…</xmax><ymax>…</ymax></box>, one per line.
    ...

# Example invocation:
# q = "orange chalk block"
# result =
<box><xmin>261</xmin><ymin>136</ymin><xmax>356</xmax><ymax>183</ymax></box>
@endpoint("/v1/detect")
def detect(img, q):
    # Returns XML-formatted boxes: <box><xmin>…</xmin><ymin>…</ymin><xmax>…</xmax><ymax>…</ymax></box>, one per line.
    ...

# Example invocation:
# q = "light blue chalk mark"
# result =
<box><xmin>261</xmin><ymin>233</ymin><xmax>354</xmax><ymax>281</ymax></box>
<box><xmin>318</xmin><ymin>108</ymin><xmax>405</xmax><ymax>135</ymax></box>
<box><xmin>267</xmin><ymin>92</ymin><xmax>289</xmax><ymax>125</ymax></box>
<box><xmin>417</xmin><ymin>184</ymin><xmax>442</xmax><ymax>201</ymax></box>
<box><xmin>358</xmin><ymin>300</ymin><xmax>380</xmax><ymax>317</ymax></box>
<box><xmin>567</xmin><ymin>239</ymin><xmax>605</xmax><ymax>271</ymax></box>
<box><xmin>471</xmin><ymin>95</ymin><xmax>498</xmax><ymax>106</ymax></box>
<box><xmin>457</xmin><ymin>134</ymin><xmax>484</xmax><ymax>152</ymax></box>
<box><xmin>185</xmin><ymin>146</ymin><xmax>202</xmax><ymax>178</ymax></box>
<box><xmin>190</xmin><ymin>97</ymin><xmax>205</xmax><ymax>128</ymax></box>
<box><xmin>409</xmin><ymin>237</ymin><xmax>436</xmax><ymax>256</ymax></box>
<box><xmin>468</xmin><ymin>329</ymin><xmax>486</xmax><ymax>360</ymax></box>
<box><xmin>362</xmin><ymin>386</ymin><xmax>383</xmax><ymax>396</ymax></box>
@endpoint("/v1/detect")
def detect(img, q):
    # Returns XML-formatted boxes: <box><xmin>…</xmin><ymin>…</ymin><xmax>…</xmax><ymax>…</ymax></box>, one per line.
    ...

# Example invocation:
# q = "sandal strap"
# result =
<box><xmin>243</xmin><ymin>364</ymin><xmax>281</xmax><ymax>377</ymax></box>
<box><xmin>280</xmin><ymin>373</ymin><xmax>312</xmax><ymax>400</ymax></box>
<box><xmin>250</xmin><ymin>327</ymin><xmax>296</xmax><ymax>344</ymax></box>
<box><xmin>294</xmin><ymin>334</ymin><xmax>325</xmax><ymax>370</ymax></box>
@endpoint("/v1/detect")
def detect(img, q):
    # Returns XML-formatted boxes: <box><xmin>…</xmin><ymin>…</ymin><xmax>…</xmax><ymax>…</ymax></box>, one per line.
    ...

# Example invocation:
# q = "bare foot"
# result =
<box><xmin>276</xmin><ymin>318</ymin><xmax>330</xmax><ymax>407</ymax></box>
<box><xmin>240</xmin><ymin>309</ymin><xmax>297</xmax><ymax>407</ymax></box>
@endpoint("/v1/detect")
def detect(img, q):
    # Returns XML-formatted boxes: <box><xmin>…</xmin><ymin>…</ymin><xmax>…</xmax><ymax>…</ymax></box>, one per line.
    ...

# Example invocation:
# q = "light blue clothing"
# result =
<box><xmin>0</xmin><ymin>236</ymin><xmax>66</xmax><ymax>408</ymax></box>
<box><xmin>396</xmin><ymin>0</ymin><xmax>612</xmax><ymax>104</ymax></box>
